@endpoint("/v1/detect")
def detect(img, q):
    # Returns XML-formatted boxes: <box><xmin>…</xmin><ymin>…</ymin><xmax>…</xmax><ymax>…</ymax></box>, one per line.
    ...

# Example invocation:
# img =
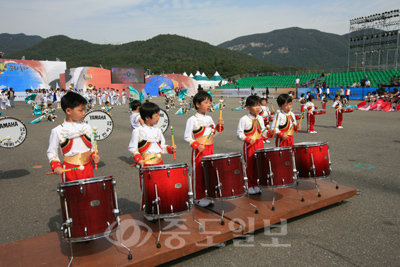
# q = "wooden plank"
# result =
<box><xmin>206</xmin><ymin>180</ymin><xmax>357</xmax><ymax>234</ymax></box>
<box><xmin>0</xmin><ymin>208</ymin><xmax>241</xmax><ymax>267</ymax></box>
<box><xmin>0</xmin><ymin>181</ymin><xmax>356</xmax><ymax>267</ymax></box>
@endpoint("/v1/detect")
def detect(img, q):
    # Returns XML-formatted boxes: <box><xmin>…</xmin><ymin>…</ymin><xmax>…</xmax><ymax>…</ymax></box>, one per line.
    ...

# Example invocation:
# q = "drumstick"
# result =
<box><xmin>273</xmin><ymin>110</ymin><xmax>280</xmax><ymax>131</ymax></box>
<box><xmin>219</xmin><ymin>100</ymin><xmax>223</xmax><ymax>134</ymax></box>
<box><xmin>246</xmin><ymin>127</ymin><xmax>268</xmax><ymax>148</ymax></box>
<box><xmin>298</xmin><ymin>109</ymin><xmax>306</xmax><ymax>126</ymax></box>
<box><xmin>0</xmin><ymin>136</ymin><xmax>11</xmax><ymax>142</ymax></box>
<box><xmin>131</xmin><ymin>154</ymin><xmax>161</xmax><ymax>167</ymax></box>
<box><xmin>195</xmin><ymin>130</ymin><xmax>214</xmax><ymax>160</ymax></box>
<box><xmin>46</xmin><ymin>165</ymin><xmax>84</xmax><ymax>175</ymax></box>
<box><xmin>171</xmin><ymin>126</ymin><xmax>176</xmax><ymax>161</ymax></box>
<box><xmin>93</xmin><ymin>126</ymin><xmax>98</xmax><ymax>171</ymax></box>
<box><xmin>271</xmin><ymin>104</ymin><xmax>275</xmax><ymax>112</ymax></box>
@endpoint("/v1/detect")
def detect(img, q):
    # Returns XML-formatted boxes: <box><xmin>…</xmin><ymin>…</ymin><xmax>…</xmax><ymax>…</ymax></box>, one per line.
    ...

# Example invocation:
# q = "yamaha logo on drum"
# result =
<box><xmin>0</xmin><ymin>121</ymin><xmax>18</xmax><ymax>128</ymax></box>
<box><xmin>90</xmin><ymin>115</ymin><xmax>106</xmax><ymax>120</ymax></box>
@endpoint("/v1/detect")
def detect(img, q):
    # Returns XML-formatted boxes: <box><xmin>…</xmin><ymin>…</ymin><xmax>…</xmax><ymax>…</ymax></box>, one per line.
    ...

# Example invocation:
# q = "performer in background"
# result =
<box><xmin>333</xmin><ymin>94</ymin><xmax>343</xmax><ymax>129</ymax></box>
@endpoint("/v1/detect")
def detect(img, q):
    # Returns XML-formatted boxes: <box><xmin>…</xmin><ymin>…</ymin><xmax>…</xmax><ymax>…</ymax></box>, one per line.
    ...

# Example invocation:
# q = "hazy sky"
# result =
<box><xmin>3</xmin><ymin>0</ymin><xmax>399</xmax><ymax>45</ymax></box>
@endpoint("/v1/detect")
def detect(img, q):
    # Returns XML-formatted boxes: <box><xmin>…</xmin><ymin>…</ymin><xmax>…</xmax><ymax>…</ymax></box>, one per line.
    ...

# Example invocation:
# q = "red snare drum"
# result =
<box><xmin>293</xmin><ymin>141</ymin><xmax>331</xmax><ymax>179</ymax></box>
<box><xmin>255</xmin><ymin>147</ymin><xmax>297</xmax><ymax>188</ymax></box>
<box><xmin>295</xmin><ymin>113</ymin><xmax>304</xmax><ymax>120</ymax></box>
<box><xmin>57</xmin><ymin>176</ymin><xmax>119</xmax><ymax>242</ymax></box>
<box><xmin>342</xmin><ymin>107</ymin><xmax>354</xmax><ymax>113</ymax></box>
<box><xmin>201</xmin><ymin>152</ymin><xmax>246</xmax><ymax>200</ymax></box>
<box><xmin>313</xmin><ymin>109</ymin><xmax>324</xmax><ymax>115</ymax></box>
<box><xmin>141</xmin><ymin>164</ymin><xmax>191</xmax><ymax>219</ymax></box>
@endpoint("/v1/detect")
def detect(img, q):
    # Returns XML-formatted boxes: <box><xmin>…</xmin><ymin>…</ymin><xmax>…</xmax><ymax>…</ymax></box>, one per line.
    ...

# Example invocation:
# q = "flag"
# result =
<box><xmin>175</xmin><ymin>107</ymin><xmax>184</xmax><ymax>115</ymax></box>
<box><xmin>28</xmin><ymin>115</ymin><xmax>45</xmax><ymax>124</ymax></box>
<box><xmin>25</xmin><ymin>94</ymin><xmax>37</xmax><ymax>104</ymax></box>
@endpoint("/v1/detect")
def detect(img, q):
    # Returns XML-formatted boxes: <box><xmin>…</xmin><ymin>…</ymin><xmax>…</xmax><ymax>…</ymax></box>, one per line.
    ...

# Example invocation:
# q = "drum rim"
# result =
<box><xmin>293</xmin><ymin>141</ymin><xmax>328</xmax><ymax>147</ymax></box>
<box><xmin>58</xmin><ymin>176</ymin><xmax>114</xmax><ymax>187</ymax></box>
<box><xmin>255</xmin><ymin>147</ymin><xmax>292</xmax><ymax>153</ymax></box>
<box><xmin>206</xmin><ymin>192</ymin><xmax>246</xmax><ymax>201</ymax></box>
<box><xmin>144</xmin><ymin>208</ymin><xmax>191</xmax><ymax>219</ymax></box>
<box><xmin>0</xmin><ymin>116</ymin><xmax>28</xmax><ymax>149</ymax></box>
<box><xmin>63</xmin><ymin>226</ymin><xmax>118</xmax><ymax>242</ymax></box>
<box><xmin>140</xmin><ymin>163</ymin><xmax>188</xmax><ymax>171</ymax></box>
<box><xmin>84</xmin><ymin>110</ymin><xmax>114</xmax><ymax>140</ymax></box>
<box><xmin>201</xmin><ymin>152</ymin><xmax>242</xmax><ymax>160</ymax></box>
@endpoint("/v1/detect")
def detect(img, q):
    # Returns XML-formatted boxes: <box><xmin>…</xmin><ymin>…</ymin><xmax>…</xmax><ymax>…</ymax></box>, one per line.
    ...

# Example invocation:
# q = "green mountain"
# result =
<box><xmin>0</xmin><ymin>33</ymin><xmax>43</xmax><ymax>56</ymax></box>
<box><xmin>218</xmin><ymin>27</ymin><xmax>349</xmax><ymax>70</ymax></box>
<box><xmin>5</xmin><ymin>34</ymin><xmax>294</xmax><ymax>78</ymax></box>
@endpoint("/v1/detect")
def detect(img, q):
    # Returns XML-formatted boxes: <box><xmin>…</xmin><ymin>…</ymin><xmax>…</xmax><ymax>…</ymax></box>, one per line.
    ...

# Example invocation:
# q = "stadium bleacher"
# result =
<box><xmin>218</xmin><ymin>70</ymin><xmax>400</xmax><ymax>89</ymax></box>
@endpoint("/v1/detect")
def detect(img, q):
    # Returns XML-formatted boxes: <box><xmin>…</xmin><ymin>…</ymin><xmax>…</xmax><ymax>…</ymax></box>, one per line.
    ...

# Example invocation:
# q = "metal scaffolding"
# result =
<box><xmin>348</xmin><ymin>9</ymin><xmax>400</xmax><ymax>72</ymax></box>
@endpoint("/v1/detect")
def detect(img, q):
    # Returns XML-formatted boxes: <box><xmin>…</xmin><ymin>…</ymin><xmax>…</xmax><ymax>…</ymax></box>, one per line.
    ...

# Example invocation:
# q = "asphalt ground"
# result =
<box><xmin>0</xmin><ymin>97</ymin><xmax>399</xmax><ymax>267</ymax></box>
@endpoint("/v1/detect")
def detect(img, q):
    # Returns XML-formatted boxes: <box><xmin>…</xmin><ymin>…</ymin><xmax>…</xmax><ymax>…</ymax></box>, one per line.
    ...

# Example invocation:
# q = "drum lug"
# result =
<box><xmin>170</xmin><ymin>205</ymin><xmax>173</xmax><ymax>214</ymax></box>
<box><xmin>57</xmin><ymin>188</ymin><xmax>64</xmax><ymax>197</ymax></box>
<box><xmin>279</xmin><ymin>151</ymin><xmax>282</xmax><ymax>157</ymax></box>
<box><xmin>107</xmin><ymin>221</ymin><xmax>110</xmax><ymax>229</ymax></box>
<box><xmin>103</xmin><ymin>181</ymin><xmax>106</xmax><ymax>191</ymax></box>
<box><xmin>149</xmin><ymin>172</ymin><xmax>151</xmax><ymax>179</ymax></box>
<box><xmin>231</xmin><ymin>189</ymin><xmax>235</xmax><ymax>196</ymax></box>
<box><xmin>282</xmin><ymin>178</ymin><xmax>285</xmax><ymax>185</ymax></box>
<box><xmin>320</xmin><ymin>146</ymin><xmax>322</xmax><ymax>151</ymax></box>
<box><xmin>143</xmin><ymin>204</ymin><xmax>146</xmax><ymax>211</ymax></box>
<box><xmin>322</xmin><ymin>170</ymin><xmax>325</xmax><ymax>178</ymax></box>
<box><xmin>184</xmin><ymin>168</ymin><xmax>187</xmax><ymax>176</ymax></box>
<box><xmin>201</xmin><ymin>162</ymin><xmax>204</xmax><ymax>167</ymax></box>
<box><xmin>228</xmin><ymin>158</ymin><xmax>231</xmax><ymax>165</ymax></box>
<box><xmin>167</xmin><ymin>169</ymin><xmax>170</xmax><ymax>178</ymax></box>
<box><xmin>84</xmin><ymin>226</ymin><xmax>88</xmax><ymax>237</ymax></box>
<box><xmin>112</xmin><ymin>180</ymin><xmax>116</xmax><ymax>186</ymax></box>
<box><xmin>306</xmin><ymin>147</ymin><xmax>308</xmax><ymax>153</ymax></box>
<box><xmin>186</xmin><ymin>202</ymin><xmax>190</xmax><ymax>209</ymax></box>
<box><xmin>80</xmin><ymin>185</ymin><xmax>84</xmax><ymax>194</ymax></box>
<box><xmin>257</xmin><ymin>179</ymin><xmax>259</xmax><ymax>186</ymax></box>
<box><xmin>211</xmin><ymin>161</ymin><xmax>214</xmax><ymax>167</ymax></box>
<box><xmin>205</xmin><ymin>190</ymin><xmax>208</xmax><ymax>197</ymax></box>
<box><xmin>113</xmin><ymin>209</ymin><xmax>120</xmax><ymax>215</ymax></box>
<box><xmin>264</xmin><ymin>152</ymin><xmax>267</xmax><ymax>158</ymax></box>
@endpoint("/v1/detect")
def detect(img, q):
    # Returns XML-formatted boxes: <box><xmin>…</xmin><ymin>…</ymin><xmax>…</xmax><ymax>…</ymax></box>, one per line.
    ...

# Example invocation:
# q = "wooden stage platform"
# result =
<box><xmin>0</xmin><ymin>180</ymin><xmax>357</xmax><ymax>267</ymax></box>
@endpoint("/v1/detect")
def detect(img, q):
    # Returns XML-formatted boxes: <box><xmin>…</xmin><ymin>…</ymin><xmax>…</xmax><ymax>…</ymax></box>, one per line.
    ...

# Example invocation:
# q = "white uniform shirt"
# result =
<box><xmin>184</xmin><ymin>113</ymin><xmax>217</xmax><ymax>146</ymax></box>
<box><xmin>237</xmin><ymin>113</ymin><xmax>267</xmax><ymax>141</ymax></box>
<box><xmin>128</xmin><ymin>124</ymin><xmax>169</xmax><ymax>157</ymax></box>
<box><xmin>130</xmin><ymin>112</ymin><xmax>142</xmax><ymax>129</ymax></box>
<box><xmin>270</xmin><ymin>111</ymin><xmax>296</xmax><ymax>135</ymax></box>
<box><xmin>47</xmin><ymin>121</ymin><xmax>94</xmax><ymax>163</ymax></box>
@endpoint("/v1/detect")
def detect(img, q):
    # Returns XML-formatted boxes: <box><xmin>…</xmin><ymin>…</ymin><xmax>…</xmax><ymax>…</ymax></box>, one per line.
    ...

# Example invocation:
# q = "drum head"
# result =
<box><xmin>59</xmin><ymin>176</ymin><xmax>114</xmax><ymax>187</ymax></box>
<box><xmin>201</xmin><ymin>152</ymin><xmax>242</xmax><ymax>161</ymax></box>
<box><xmin>0</xmin><ymin>117</ymin><xmax>27</xmax><ymax>148</ymax></box>
<box><xmin>83</xmin><ymin>110</ymin><xmax>114</xmax><ymax>140</ymax></box>
<box><xmin>155</xmin><ymin>109</ymin><xmax>169</xmax><ymax>133</ymax></box>
<box><xmin>255</xmin><ymin>147</ymin><xmax>291</xmax><ymax>153</ymax></box>
<box><xmin>293</xmin><ymin>141</ymin><xmax>328</xmax><ymax>147</ymax></box>
<box><xmin>140</xmin><ymin>163</ymin><xmax>188</xmax><ymax>172</ymax></box>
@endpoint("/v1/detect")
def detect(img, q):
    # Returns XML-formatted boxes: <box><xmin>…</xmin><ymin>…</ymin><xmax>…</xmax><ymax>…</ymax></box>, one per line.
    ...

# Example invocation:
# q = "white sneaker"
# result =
<box><xmin>195</xmin><ymin>198</ymin><xmax>212</xmax><ymax>207</ymax></box>
<box><xmin>264</xmin><ymin>140</ymin><xmax>270</xmax><ymax>144</ymax></box>
<box><xmin>337</xmin><ymin>126</ymin><xmax>343</xmax><ymax>129</ymax></box>
<box><xmin>310</xmin><ymin>131</ymin><xmax>317</xmax><ymax>134</ymax></box>
<box><xmin>254</xmin><ymin>186</ymin><xmax>262</xmax><ymax>194</ymax></box>
<box><xmin>248</xmin><ymin>187</ymin><xmax>257</xmax><ymax>195</ymax></box>
<box><xmin>143</xmin><ymin>214</ymin><xmax>156</xmax><ymax>222</ymax></box>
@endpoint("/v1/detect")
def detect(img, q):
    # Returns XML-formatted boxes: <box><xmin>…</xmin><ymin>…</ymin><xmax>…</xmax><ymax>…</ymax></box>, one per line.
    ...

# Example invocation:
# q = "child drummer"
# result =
<box><xmin>184</xmin><ymin>91</ymin><xmax>224</xmax><ymax>207</ymax></box>
<box><xmin>237</xmin><ymin>95</ymin><xmax>271</xmax><ymax>194</ymax></box>
<box><xmin>259</xmin><ymin>97</ymin><xmax>271</xmax><ymax>144</ymax></box>
<box><xmin>305</xmin><ymin>95</ymin><xmax>317</xmax><ymax>134</ymax></box>
<box><xmin>271</xmin><ymin>93</ymin><xmax>301</xmax><ymax>147</ymax></box>
<box><xmin>128</xmin><ymin>102</ymin><xmax>176</xmax><ymax>217</ymax></box>
<box><xmin>46</xmin><ymin>91</ymin><xmax>100</xmax><ymax>182</ymax></box>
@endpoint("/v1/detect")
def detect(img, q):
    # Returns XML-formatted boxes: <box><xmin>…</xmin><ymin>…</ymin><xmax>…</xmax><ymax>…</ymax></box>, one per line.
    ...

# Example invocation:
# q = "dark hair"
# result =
<box><xmin>246</xmin><ymin>95</ymin><xmax>261</xmax><ymax>106</ymax></box>
<box><xmin>105</xmin><ymin>101</ymin><xmax>110</xmax><ymax>105</ymax></box>
<box><xmin>308</xmin><ymin>95</ymin><xmax>314</xmax><ymax>101</ymax></box>
<box><xmin>260</xmin><ymin>97</ymin><xmax>267</xmax><ymax>103</ymax></box>
<box><xmin>140</xmin><ymin>102</ymin><xmax>160</xmax><ymax>120</ymax></box>
<box><xmin>277</xmin><ymin>94</ymin><xmax>293</xmax><ymax>106</ymax></box>
<box><xmin>130</xmin><ymin>100</ymin><xmax>141</xmax><ymax>111</ymax></box>
<box><xmin>61</xmin><ymin>91</ymin><xmax>87</xmax><ymax>112</ymax></box>
<box><xmin>193</xmin><ymin>91</ymin><xmax>212</xmax><ymax>110</ymax></box>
